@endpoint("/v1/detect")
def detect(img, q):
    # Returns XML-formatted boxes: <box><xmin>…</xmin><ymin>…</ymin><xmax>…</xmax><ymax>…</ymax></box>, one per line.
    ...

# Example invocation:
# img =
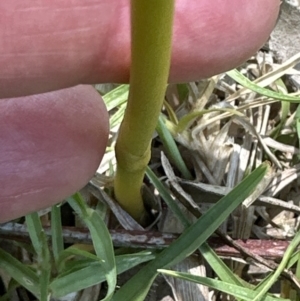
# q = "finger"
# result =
<box><xmin>0</xmin><ymin>85</ymin><xmax>109</xmax><ymax>222</ymax></box>
<box><xmin>0</xmin><ymin>0</ymin><xmax>280</xmax><ymax>97</ymax></box>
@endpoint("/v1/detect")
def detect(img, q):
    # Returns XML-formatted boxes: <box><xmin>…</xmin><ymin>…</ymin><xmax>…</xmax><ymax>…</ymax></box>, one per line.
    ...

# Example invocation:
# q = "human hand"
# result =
<box><xmin>0</xmin><ymin>0</ymin><xmax>280</xmax><ymax>222</ymax></box>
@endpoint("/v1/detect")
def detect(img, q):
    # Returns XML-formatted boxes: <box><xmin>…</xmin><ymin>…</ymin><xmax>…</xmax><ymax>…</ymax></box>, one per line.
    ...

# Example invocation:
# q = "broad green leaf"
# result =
<box><xmin>227</xmin><ymin>69</ymin><xmax>300</xmax><ymax>103</ymax></box>
<box><xmin>0</xmin><ymin>248</ymin><xmax>39</xmax><ymax>297</ymax></box>
<box><xmin>68</xmin><ymin>193</ymin><xmax>116</xmax><ymax>301</ymax></box>
<box><xmin>50</xmin><ymin>251</ymin><xmax>156</xmax><ymax>297</ymax></box>
<box><xmin>112</xmin><ymin>163</ymin><xmax>270</xmax><ymax>301</ymax></box>
<box><xmin>158</xmin><ymin>269</ymin><xmax>287</xmax><ymax>301</ymax></box>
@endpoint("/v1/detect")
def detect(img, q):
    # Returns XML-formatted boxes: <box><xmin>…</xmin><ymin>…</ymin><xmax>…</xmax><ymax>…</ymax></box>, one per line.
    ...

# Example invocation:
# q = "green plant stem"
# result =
<box><xmin>114</xmin><ymin>0</ymin><xmax>175</xmax><ymax>220</ymax></box>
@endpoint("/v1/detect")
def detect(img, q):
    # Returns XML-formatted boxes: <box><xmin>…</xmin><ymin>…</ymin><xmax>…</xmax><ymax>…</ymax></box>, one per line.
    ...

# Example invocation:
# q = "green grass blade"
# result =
<box><xmin>146</xmin><ymin>166</ymin><xmax>189</xmax><ymax>228</ymax></box>
<box><xmin>112</xmin><ymin>163</ymin><xmax>270</xmax><ymax>301</ymax></box>
<box><xmin>270</xmin><ymin>78</ymin><xmax>290</xmax><ymax>138</ymax></box>
<box><xmin>176</xmin><ymin>107</ymin><xmax>243</xmax><ymax>133</ymax></box>
<box><xmin>158</xmin><ymin>269</ymin><xmax>287</xmax><ymax>301</ymax></box>
<box><xmin>51</xmin><ymin>205</ymin><xmax>64</xmax><ymax>265</ymax></box>
<box><xmin>110</xmin><ymin>102</ymin><xmax>127</xmax><ymax>128</ymax></box>
<box><xmin>67</xmin><ymin>193</ymin><xmax>116</xmax><ymax>301</ymax></box>
<box><xmin>286</xmin><ymin>250</ymin><xmax>300</xmax><ymax>269</ymax></box>
<box><xmin>61</xmin><ymin>245</ymin><xmax>104</xmax><ymax>262</ymax></box>
<box><xmin>156</xmin><ymin>115</ymin><xmax>193</xmax><ymax>179</ymax></box>
<box><xmin>199</xmin><ymin>243</ymin><xmax>245</xmax><ymax>287</ymax></box>
<box><xmin>25</xmin><ymin>212</ymin><xmax>51</xmax><ymax>301</ymax></box>
<box><xmin>0</xmin><ymin>248</ymin><xmax>39</xmax><ymax>297</ymax></box>
<box><xmin>147</xmin><ymin>166</ymin><xmax>246</xmax><ymax>288</ymax></box>
<box><xmin>0</xmin><ymin>279</ymin><xmax>19</xmax><ymax>301</ymax></box>
<box><xmin>50</xmin><ymin>251</ymin><xmax>156</xmax><ymax>297</ymax></box>
<box><xmin>295</xmin><ymin>252</ymin><xmax>300</xmax><ymax>301</ymax></box>
<box><xmin>227</xmin><ymin>69</ymin><xmax>300</xmax><ymax>103</ymax></box>
<box><xmin>25</xmin><ymin>212</ymin><xmax>44</xmax><ymax>256</ymax></box>
<box><xmin>163</xmin><ymin>99</ymin><xmax>179</xmax><ymax>124</ymax></box>
<box><xmin>102</xmin><ymin>84</ymin><xmax>129</xmax><ymax>111</ymax></box>
<box><xmin>252</xmin><ymin>230</ymin><xmax>300</xmax><ymax>301</ymax></box>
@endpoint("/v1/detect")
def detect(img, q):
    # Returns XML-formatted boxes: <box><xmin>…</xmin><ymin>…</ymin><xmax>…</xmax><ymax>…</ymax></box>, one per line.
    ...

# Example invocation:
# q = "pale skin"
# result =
<box><xmin>0</xmin><ymin>0</ymin><xmax>280</xmax><ymax>222</ymax></box>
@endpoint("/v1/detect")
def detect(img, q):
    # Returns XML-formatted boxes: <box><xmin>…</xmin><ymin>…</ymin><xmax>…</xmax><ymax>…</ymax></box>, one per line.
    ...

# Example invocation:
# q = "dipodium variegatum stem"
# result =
<box><xmin>114</xmin><ymin>0</ymin><xmax>175</xmax><ymax>221</ymax></box>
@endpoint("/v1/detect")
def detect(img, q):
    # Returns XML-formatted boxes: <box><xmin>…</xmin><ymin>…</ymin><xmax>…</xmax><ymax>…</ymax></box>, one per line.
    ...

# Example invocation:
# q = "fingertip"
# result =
<box><xmin>169</xmin><ymin>0</ymin><xmax>281</xmax><ymax>81</ymax></box>
<box><xmin>0</xmin><ymin>85</ymin><xmax>109</xmax><ymax>222</ymax></box>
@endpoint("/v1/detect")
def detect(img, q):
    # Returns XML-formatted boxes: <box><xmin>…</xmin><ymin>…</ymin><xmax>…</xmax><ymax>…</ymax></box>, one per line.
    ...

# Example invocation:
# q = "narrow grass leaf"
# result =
<box><xmin>148</xmin><ymin>163</ymin><xmax>246</xmax><ymax>288</ymax></box>
<box><xmin>110</xmin><ymin>103</ymin><xmax>127</xmax><ymax>128</ymax></box>
<box><xmin>227</xmin><ymin>52</ymin><xmax>300</xmax><ymax>101</ymax></box>
<box><xmin>176</xmin><ymin>108</ymin><xmax>243</xmax><ymax>133</ymax></box>
<box><xmin>252</xmin><ymin>230</ymin><xmax>300</xmax><ymax>301</ymax></box>
<box><xmin>50</xmin><ymin>251</ymin><xmax>156</xmax><ymax>297</ymax></box>
<box><xmin>51</xmin><ymin>205</ymin><xmax>64</xmax><ymax>265</ymax></box>
<box><xmin>227</xmin><ymin>69</ymin><xmax>300</xmax><ymax>103</ymax></box>
<box><xmin>0</xmin><ymin>280</ymin><xmax>19</xmax><ymax>301</ymax></box>
<box><xmin>26</xmin><ymin>213</ymin><xmax>51</xmax><ymax>301</ymax></box>
<box><xmin>163</xmin><ymin>99</ymin><xmax>179</xmax><ymax>124</ymax></box>
<box><xmin>112</xmin><ymin>163</ymin><xmax>270</xmax><ymax>301</ymax></box>
<box><xmin>156</xmin><ymin>115</ymin><xmax>192</xmax><ymax>179</ymax></box>
<box><xmin>0</xmin><ymin>248</ymin><xmax>39</xmax><ymax>297</ymax></box>
<box><xmin>25</xmin><ymin>212</ymin><xmax>44</xmax><ymax>256</ymax></box>
<box><xmin>199</xmin><ymin>243</ymin><xmax>246</xmax><ymax>287</ymax></box>
<box><xmin>102</xmin><ymin>84</ymin><xmax>129</xmax><ymax>111</ymax></box>
<box><xmin>146</xmin><ymin>166</ymin><xmax>189</xmax><ymax>228</ymax></box>
<box><xmin>287</xmin><ymin>250</ymin><xmax>300</xmax><ymax>269</ymax></box>
<box><xmin>68</xmin><ymin>193</ymin><xmax>116</xmax><ymax>301</ymax></box>
<box><xmin>158</xmin><ymin>270</ymin><xmax>287</xmax><ymax>301</ymax></box>
<box><xmin>176</xmin><ymin>83</ymin><xmax>189</xmax><ymax>104</ymax></box>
